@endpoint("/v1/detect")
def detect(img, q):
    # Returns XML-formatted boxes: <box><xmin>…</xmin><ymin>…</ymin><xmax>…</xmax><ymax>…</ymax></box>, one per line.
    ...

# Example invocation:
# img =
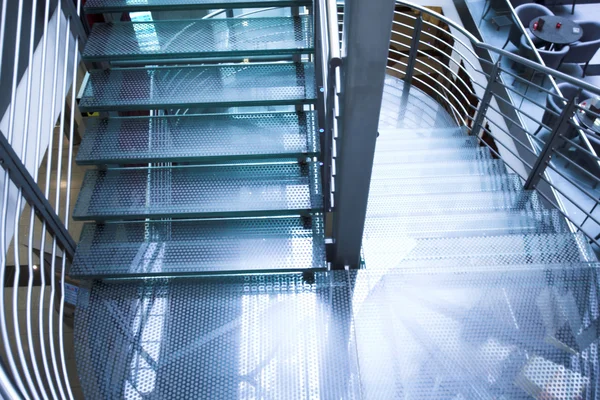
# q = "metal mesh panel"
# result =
<box><xmin>363</xmin><ymin>209</ymin><xmax>569</xmax><ymax>238</ymax></box>
<box><xmin>351</xmin><ymin>266</ymin><xmax>600</xmax><ymax>399</ymax></box>
<box><xmin>84</xmin><ymin>0</ymin><xmax>312</xmax><ymax>13</ymax></box>
<box><xmin>79</xmin><ymin>63</ymin><xmax>316</xmax><ymax>112</ymax></box>
<box><xmin>376</xmin><ymin>135</ymin><xmax>478</xmax><ymax>151</ymax></box>
<box><xmin>362</xmin><ymin>233</ymin><xmax>596</xmax><ymax>270</ymax></box>
<box><xmin>371</xmin><ymin>159</ymin><xmax>508</xmax><ymax>180</ymax></box>
<box><xmin>83</xmin><ymin>17</ymin><xmax>314</xmax><ymax>61</ymax></box>
<box><xmin>368</xmin><ymin>174</ymin><xmax>522</xmax><ymax>195</ymax></box>
<box><xmin>374</xmin><ymin>147</ymin><xmax>492</xmax><ymax>164</ymax></box>
<box><xmin>77</xmin><ymin>112</ymin><xmax>319</xmax><ymax>165</ymax></box>
<box><xmin>75</xmin><ymin>267</ymin><xmax>600</xmax><ymax>399</ymax></box>
<box><xmin>73</xmin><ymin>163</ymin><xmax>322</xmax><ymax>220</ymax></box>
<box><xmin>71</xmin><ymin>216</ymin><xmax>326</xmax><ymax>278</ymax></box>
<box><xmin>366</xmin><ymin>188</ymin><xmax>543</xmax><ymax>216</ymax></box>
<box><xmin>74</xmin><ymin>273</ymin><xmax>361</xmax><ymax>399</ymax></box>
<box><xmin>377</xmin><ymin>126</ymin><xmax>466</xmax><ymax>140</ymax></box>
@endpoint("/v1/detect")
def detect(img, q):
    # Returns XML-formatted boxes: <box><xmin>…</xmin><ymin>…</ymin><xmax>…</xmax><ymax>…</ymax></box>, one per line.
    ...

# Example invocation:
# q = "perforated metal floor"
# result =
<box><xmin>73</xmin><ymin>162</ymin><xmax>322</xmax><ymax>220</ymax></box>
<box><xmin>74</xmin><ymin>267</ymin><xmax>600</xmax><ymax>399</ymax></box>
<box><xmin>77</xmin><ymin>112</ymin><xmax>319</xmax><ymax>165</ymax></box>
<box><xmin>84</xmin><ymin>0</ymin><xmax>312</xmax><ymax>13</ymax></box>
<box><xmin>79</xmin><ymin>63</ymin><xmax>316</xmax><ymax>112</ymax></box>
<box><xmin>83</xmin><ymin>17</ymin><xmax>314</xmax><ymax>61</ymax></box>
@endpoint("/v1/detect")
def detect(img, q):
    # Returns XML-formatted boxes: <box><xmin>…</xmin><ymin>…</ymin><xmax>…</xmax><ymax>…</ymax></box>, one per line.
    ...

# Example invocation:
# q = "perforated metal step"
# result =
<box><xmin>377</xmin><ymin>126</ymin><xmax>466</xmax><ymax>140</ymax></box>
<box><xmin>368</xmin><ymin>174</ymin><xmax>522</xmax><ymax>195</ymax></box>
<box><xmin>73</xmin><ymin>162</ymin><xmax>322</xmax><ymax>220</ymax></box>
<box><xmin>374</xmin><ymin>147</ymin><xmax>491</xmax><ymax>164</ymax></box>
<box><xmin>362</xmin><ymin>233</ymin><xmax>596</xmax><ymax>269</ymax></box>
<box><xmin>371</xmin><ymin>158</ymin><xmax>507</xmax><ymax>180</ymax></box>
<box><xmin>376</xmin><ymin>135</ymin><xmax>478</xmax><ymax>150</ymax></box>
<box><xmin>71</xmin><ymin>216</ymin><xmax>325</xmax><ymax>278</ymax></box>
<box><xmin>366</xmin><ymin>188</ymin><xmax>542</xmax><ymax>216</ymax></box>
<box><xmin>84</xmin><ymin>0</ymin><xmax>312</xmax><ymax>13</ymax></box>
<box><xmin>78</xmin><ymin>63</ymin><xmax>316</xmax><ymax>112</ymax></box>
<box><xmin>363</xmin><ymin>209</ymin><xmax>569</xmax><ymax>239</ymax></box>
<box><xmin>74</xmin><ymin>267</ymin><xmax>600</xmax><ymax>399</ymax></box>
<box><xmin>83</xmin><ymin>17</ymin><xmax>314</xmax><ymax>62</ymax></box>
<box><xmin>77</xmin><ymin>112</ymin><xmax>319</xmax><ymax>165</ymax></box>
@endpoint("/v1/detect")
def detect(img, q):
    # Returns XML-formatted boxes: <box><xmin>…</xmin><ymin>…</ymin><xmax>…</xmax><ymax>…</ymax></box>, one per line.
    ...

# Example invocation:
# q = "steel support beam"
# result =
<box><xmin>0</xmin><ymin>130</ymin><xmax>76</xmax><ymax>260</ymax></box>
<box><xmin>331</xmin><ymin>0</ymin><xmax>396</xmax><ymax>268</ymax></box>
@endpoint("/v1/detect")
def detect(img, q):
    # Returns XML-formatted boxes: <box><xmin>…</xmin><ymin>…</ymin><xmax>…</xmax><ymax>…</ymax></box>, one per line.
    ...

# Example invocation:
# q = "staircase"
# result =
<box><xmin>70</xmin><ymin>2</ymin><xmax>600</xmax><ymax>399</ymax></box>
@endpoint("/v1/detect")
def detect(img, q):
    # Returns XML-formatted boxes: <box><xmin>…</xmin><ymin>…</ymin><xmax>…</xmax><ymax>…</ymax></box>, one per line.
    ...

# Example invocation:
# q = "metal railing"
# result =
<box><xmin>0</xmin><ymin>0</ymin><xmax>87</xmax><ymax>398</ymax></box>
<box><xmin>326</xmin><ymin>0</ymin><xmax>600</xmax><ymax>252</ymax></box>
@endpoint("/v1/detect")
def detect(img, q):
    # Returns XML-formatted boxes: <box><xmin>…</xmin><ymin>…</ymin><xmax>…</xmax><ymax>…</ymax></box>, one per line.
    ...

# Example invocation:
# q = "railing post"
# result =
<box><xmin>332</xmin><ymin>0</ymin><xmax>396</xmax><ymax>269</ymax></box>
<box><xmin>524</xmin><ymin>93</ymin><xmax>580</xmax><ymax>190</ymax></box>
<box><xmin>404</xmin><ymin>15</ymin><xmax>423</xmax><ymax>84</ymax></box>
<box><xmin>470</xmin><ymin>58</ymin><xmax>501</xmax><ymax>136</ymax></box>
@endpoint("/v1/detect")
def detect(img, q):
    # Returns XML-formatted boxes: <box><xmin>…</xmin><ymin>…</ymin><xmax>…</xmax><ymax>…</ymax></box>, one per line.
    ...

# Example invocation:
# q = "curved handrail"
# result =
<box><xmin>395</xmin><ymin>0</ymin><xmax>600</xmax><ymax>95</ymax></box>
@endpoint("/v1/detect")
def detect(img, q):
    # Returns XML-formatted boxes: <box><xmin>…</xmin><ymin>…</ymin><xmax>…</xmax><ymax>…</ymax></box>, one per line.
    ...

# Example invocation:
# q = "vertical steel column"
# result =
<box><xmin>403</xmin><ymin>15</ymin><xmax>423</xmax><ymax>84</ymax></box>
<box><xmin>470</xmin><ymin>58</ymin><xmax>501</xmax><ymax>136</ymax></box>
<box><xmin>524</xmin><ymin>93</ymin><xmax>580</xmax><ymax>190</ymax></box>
<box><xmin>332</xmin><ymin>0</ymin><xmax>396</xmax><ymax>268</ymax></box>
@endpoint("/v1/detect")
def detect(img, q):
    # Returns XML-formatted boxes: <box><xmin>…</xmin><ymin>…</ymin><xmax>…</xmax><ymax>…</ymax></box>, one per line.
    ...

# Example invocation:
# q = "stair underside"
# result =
<box><xmin>77</xmin><ymin>112</ymin><xmax>319</xmax><ymax>165</ymax></box>
<box><xmin>83</xmin><ymin>17</ymin><xmax>314</xmax><ymax>61</ymax></box>
<box><xmin>84</xmin><ymin>0</ymin><xmax>312</xmax><ymax>13</ymax></box>
<box><xmin>78</xmin><ymin>62</ymin><xmax>316</xmax><ymax>112</ymax></box>
<box><xmin>71</xmin><ymin>216</ymin><xmax>326</xmax><ymax>278</ymax></box>
<box><xmin>73</xmin><ymin>162</ymin><xmax>322</xmax><ymax>220</ymax></box>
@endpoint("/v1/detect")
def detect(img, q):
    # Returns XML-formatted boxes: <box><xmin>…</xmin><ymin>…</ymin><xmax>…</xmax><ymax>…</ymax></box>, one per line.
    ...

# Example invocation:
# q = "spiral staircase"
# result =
<box><xmin>63</xmin><ymin>1</ymin><xmax>600</xmax><ymax>398</ymax></box>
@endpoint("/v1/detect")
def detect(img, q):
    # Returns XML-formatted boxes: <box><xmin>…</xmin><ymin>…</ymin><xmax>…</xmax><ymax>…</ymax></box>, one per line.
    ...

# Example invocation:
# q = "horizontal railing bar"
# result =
<box><xmin>552</xmin><ymin>150</ymin><xmax>600</xmax><ymax>184</ymax></box>
<box><xmin>480</xmin><ymin>126</ymin><xmax>535</xmax><ymax>169</ymax></box>
<box><xmin>500</xmin><ymin>84</ymin><xmax>560</xmax><ymax>113</ymax></box>
<box><xmin>559</xmin><ymin>133</ymin><xmax>600</xmax><ymax>162</ymax></box>
<box><xmin>534</xmin><ymin>188</ymin><xmax>600</xmax><ymax>248</ymax></box>
<box><xmin>486</xmin><ymin>98</ymin><xmax>552</xmax><ymax>140</ymax></box>
<box><xmin>498</xmin><ymin>68</ymin><xmax>563</xmax><ymax>99</ymax></box>
<box><xmin>413</xmin><ymin>58</ymin><xmax>472</xmax><ymax>108</ymax></box>
<box><xmin>418</xmin><ymin>30</ymin><xmax>481</xmax><ymax>74</ymax></box>
<box><xmin>392</xmin><ymin>20</ymin><xmax>416</xmax><ymax>30</ymax></box>
<box><xmin>393</xmin><ymin>10</ymin><xmax>417</xmax><ymax>20</ymax></box>
<box><xmin>546</xmin><ymin>162</ymin><xmax>600</xmax><ymax>205</ymax></box>
<box><xmin>537</xmin><ymin>174</ymin><xmax>600</xmax><ymax>228</ymax></box>
<box><xmin>411</xmin><ymin>76</ymin><xmax>465</xmax><ymax>124</ymax></box>
<box><xmin>483</xmin><ymin>117</ymin><xmax>540</xmax><ymax>156</ymax></box>
<box><xmin>414</xmin><ymin>48</ymin><xmax>476</xmax><ymax>98</ymax></box>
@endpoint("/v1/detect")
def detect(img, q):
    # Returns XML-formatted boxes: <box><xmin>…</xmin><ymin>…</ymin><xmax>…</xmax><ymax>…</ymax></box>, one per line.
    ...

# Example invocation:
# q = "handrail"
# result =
<box><xmin>327</xmin><ymin>0</ymin><xmax>341</xmax><ymax>66</ymax></box>
<box><xmin>396</xmin><ymin>0</ymin><xmax>600</xmax><ymax>95</ymax></box>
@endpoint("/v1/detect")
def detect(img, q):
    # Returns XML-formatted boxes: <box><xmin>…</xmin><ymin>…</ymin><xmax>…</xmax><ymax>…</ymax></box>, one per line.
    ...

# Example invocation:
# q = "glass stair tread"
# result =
<box><xmin>374</xmin><ymin>147</ymin><xmax>491</xmax><ymax>164</ymax></box>
<box><xmin>377</xmin><ymin>126</ymin><xmax>466</xmax><ymax>139</ymax></box>
<box><xmin>362</xmin><ymin>233</ymin><xmax>597</xmax><ymax>269</ymax></box>
<box><xmin>369</xmin><ymin>174</ymin><xmax>523</xmax><ymax>195</ymax></box>
<box><xmin>73</xmin><ymin>162</ymin><xmax>322</xmax><ymax>220</ymax></box>
<box><xmin>371</xmin><ymin>158</ymin><xmax>507</xmax><ymax>179</ymax></box>
<box><xmin>366</xmin><ymin>188</ymin><xmax>543</xmax><ymax>216</ymax></box>
<box><xmin>364</xmin><ymin>209</ymin><xmax>569</xmax><ymax>238</ymax></box>
<box><xmin>78</xmin><ymin>62</ymin><xmax>316</xmax><ymax>112</ymax></box>
<box><xmin>77</xmin><ymin>112</ymin><xmax>319</xmax><ymax>165</ymax></box>
<box><xmin>71</xmin><ymin>216</ymin><xmax>325</xmax><ymax>278</ymax></box>
<box><xmin>83</xmin><ymin>17</ymin><xmax>314</xmax><ymax>62</ymax></box>
<box><xmin>376</xmin><ymin>135</ymin><xmax>478</xmax><ymax>150</ymax></box>
<box><xmin>84</xmin><ymin>0</ymin><xmax>312</xmax><ymax>13</ymax></box>
<box><xmin>74</xmin><ymin>267</ymin><xmax>600</xmax><ymax>399</ymax></box>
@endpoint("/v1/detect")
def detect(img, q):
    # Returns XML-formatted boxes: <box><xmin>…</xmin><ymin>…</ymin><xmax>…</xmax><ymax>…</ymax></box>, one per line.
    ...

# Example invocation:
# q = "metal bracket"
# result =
<box><xmin>524</xmin><ymin>92</ymin><xmax>580</xmax><ymax>190</ymax></box>
<box><xmin>0</xmin><ymin>131</ymin><xmax>76</xmax><ymax>260</ymax></box>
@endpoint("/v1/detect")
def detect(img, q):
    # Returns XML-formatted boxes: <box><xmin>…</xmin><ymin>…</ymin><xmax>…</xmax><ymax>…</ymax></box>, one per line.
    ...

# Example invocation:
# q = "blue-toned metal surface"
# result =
<box><xmin>77</xmin><ymin>112</ymin><xmax>319</xmax><ymax>165</ymax></box>
<box><xmin>78</xmin><ymin>63</ymin><xmax>316</xmax><ymax>112</ymax></box>
<box><xmin>83</xmin><ymin>17</ymin><xmax>314</xmax><ymax>61</ymax></box>
<box><xmin>71</xmin><ymin>216</ymin><xmax>326</xmax><ymax>278</ymax></box>
<box><xmin>74</xmin><ymin>267</ymin><xmax>600</xmax><ymax>399</ymax></box>
<box><xmin>73</xmin><ymin>162</ymin><xmax>323</xmax><ymax>220</ymax></box>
